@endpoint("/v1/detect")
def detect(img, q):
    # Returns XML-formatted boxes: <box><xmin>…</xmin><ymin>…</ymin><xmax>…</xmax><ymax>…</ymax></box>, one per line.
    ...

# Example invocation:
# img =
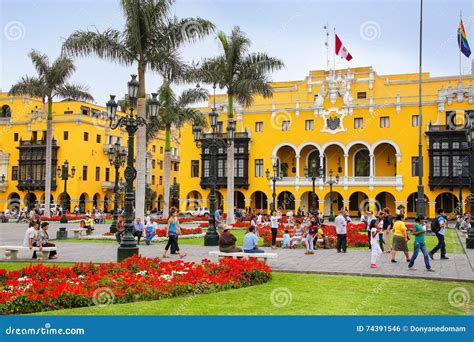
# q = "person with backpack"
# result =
<box><xmin>429</xmin><ymin>208</ymin><xmax>449</xmax><ymax>260</ymax></box>
<box><xmin>408</xmin><ymin>216</ymin><xmax>434</xmax><ymax>272</ymax></box>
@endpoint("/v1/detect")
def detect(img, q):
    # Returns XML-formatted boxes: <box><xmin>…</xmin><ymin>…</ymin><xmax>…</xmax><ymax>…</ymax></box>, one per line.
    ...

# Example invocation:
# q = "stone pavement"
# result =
<box><xmin>0</xmin><ymin>222</ymin><xmax>473</xmax><ymax>282</ymax></box>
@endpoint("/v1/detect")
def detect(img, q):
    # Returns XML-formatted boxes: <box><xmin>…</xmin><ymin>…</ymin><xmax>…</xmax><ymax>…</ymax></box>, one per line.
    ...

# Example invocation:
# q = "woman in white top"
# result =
<box><xmin>270</xmin><ymin>210</ymin><xmax>281</xmax><ymax>249</ymax></box>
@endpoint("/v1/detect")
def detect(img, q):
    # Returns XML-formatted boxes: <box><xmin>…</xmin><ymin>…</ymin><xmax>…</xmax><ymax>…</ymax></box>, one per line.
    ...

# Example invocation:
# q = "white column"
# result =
<box><xmin>295</xmin><ymin>155</ymin><xmax>300</xmax><ymax>180</ymax></box>
<box><xmin>343</xmin><ymin>153</ymin><xmax>349</xmax><ymax>181</ymax></box>
<box><xmin>369</xmin><ymin>154</ymin><xmax>375</xmax><ymax>188</ymax></box>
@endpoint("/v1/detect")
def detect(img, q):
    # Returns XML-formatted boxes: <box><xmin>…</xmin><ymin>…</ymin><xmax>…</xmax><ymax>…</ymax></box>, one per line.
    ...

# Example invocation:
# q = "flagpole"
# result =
<box><xmin>325</xmin><ymin>23</ymin><xmax>329</xmax><ymax>72</ymax></box>
<box><xmin>459</xmin><ymin>10</ymin><xmax>462</xmax><ymax>81</ymax></box>
<box><xmin>333</xmin><ymin>26</ymin><xmax>336</xmax><ymax>79</ymax></box>
<box><xmin>416</xmin><ymin>0</ymin><xmax>426</xmax><ymax>218</ymax></box>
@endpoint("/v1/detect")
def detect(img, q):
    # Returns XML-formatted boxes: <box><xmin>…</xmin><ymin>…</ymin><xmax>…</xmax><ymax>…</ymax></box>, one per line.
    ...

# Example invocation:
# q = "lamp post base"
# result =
<box><xmin>467</xmin><ymin>231</ymin><xmax>474</xmax><ymax>249</ymax></box>
<box><xmin>60</xmin><ymin>214</ymin><xmax>68</xmax><ymax>223</ymax></box>
<box><xmin>117</xmin><ymin>245</ymin><xmax>139</xmax><ymax>262</ymax></box>
<box><xmin>328</xmin><ymin>214</ymin><xmax>335</xmax><ymax>222</ymax></box>
<box><xmin>204</xmin><ymin>231</ymin><xmax>219</xmax><ymax>246</ymax></box>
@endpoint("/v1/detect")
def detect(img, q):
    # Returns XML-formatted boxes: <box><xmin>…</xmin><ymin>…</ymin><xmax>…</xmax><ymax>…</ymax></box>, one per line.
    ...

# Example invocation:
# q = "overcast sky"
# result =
<box><xmin>1</xmin><ymin>0</ymin><xmax>473</xmax><ymax>105</ymax></box>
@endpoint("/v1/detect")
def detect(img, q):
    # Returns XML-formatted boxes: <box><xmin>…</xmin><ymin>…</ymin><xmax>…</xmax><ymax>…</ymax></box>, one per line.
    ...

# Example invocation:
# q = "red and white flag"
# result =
<box><xmin>335</xmin><ymin>33</ymin><xmax>353</xmax><ymax>61</ymax></box>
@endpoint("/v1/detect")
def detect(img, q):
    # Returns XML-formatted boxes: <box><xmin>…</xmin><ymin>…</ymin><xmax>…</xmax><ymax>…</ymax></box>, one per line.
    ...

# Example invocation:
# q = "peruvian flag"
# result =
<box><xmin>335</xmin><ymin>33</ymin><xmax>353</xmax><ymax>61</ymax></box>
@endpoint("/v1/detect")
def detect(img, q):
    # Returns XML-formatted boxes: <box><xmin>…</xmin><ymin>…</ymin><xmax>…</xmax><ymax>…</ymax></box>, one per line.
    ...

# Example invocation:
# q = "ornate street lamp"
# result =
<box><xmin>107</xmin><ymin>142</ymin><xmax>127</xmax><ymax>233</ymax></box>
<box><xmin>57</xmin><ymin>160</ymin><xmax>75</xmax><ymax>223</ymax></box>
<box><xmin>266</xmin><ymin>163</ymin><xmax>282</xmax><ymax>212</ymax></box>
<box><xmin>304</xmin><ymin>158</ymin><xmax>322</xmax><ymax>212</ymax></box>
<box><xmin>323</xmin><ymin>168</ymin><xmax>339</xmax><ymax>222</ymax></box>
<box><xmin>465</xmin><ymin>126</ymin><xmax>474</xmax><ymax>248</ymax></box>
<box><xmin>193</xmin><ymin>101</ymin><xmax>235</xmax><ymax>246</ymax></box>
<box><xmin>107</xmin><ymin>75</ymin><xmax>159</xmax><ymax>261</ymax></box>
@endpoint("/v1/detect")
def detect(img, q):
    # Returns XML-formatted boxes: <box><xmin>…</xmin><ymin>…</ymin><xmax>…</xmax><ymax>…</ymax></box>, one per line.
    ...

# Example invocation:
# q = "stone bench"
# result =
<box><xmin>209</xmin><ymin>251</ymin><xmax>277</xmax><ymax>263</ymax></box>
<box><xmin>71</xmin><ymin>228</ymin><xmax>88</xmax><ymax>238</ymax></box>
<box><xmin>0</xmin><ymin>246</ymin><xmax>57</xmax><ymax>260</ymax></box>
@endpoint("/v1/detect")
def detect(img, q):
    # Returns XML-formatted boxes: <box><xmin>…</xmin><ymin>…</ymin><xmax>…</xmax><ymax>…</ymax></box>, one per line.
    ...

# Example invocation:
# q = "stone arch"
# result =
<box><xmin>250</xmin><ymin>191</ymin><xmax>268</xmax><ymax>211</ymax></box>
<box><xmin>186</xmin><ymin>190</ymin><xmax>203</xmax><ymax>210</ymax></box>
<box><xmin>79</xmin><ymin>193</ymin><xmax>89</xmax><ymax>213</ymax></box>
<box><xmin>234</xmin><ymin>190</ymin><xmax>245</xmax><ymax>209</ymax></box>
<box><xmin>323</xmin><ymin>191</ymin><xmax>343</xmax><ymax>216</ymax></box>
<box><xmin>1</xmin><ymin>105</ymin><xmax>11</xmax><ymax>118</ymax></box>
<box><xmin>406</xmin><ymin>192</ymin><xmax>429</xmax><ymax>218</ymax></box>
<box><xmin>435</xmin><ymin>192</ymin><xmax>458</xmax><ymax>214</ymax></box>
<box><xmin>348</xmin><ymin>191</ymin><xmax>369</xmax><ymax>216</ymax></box>
<box><xmin>277</xmin><ymin>191</ymin><xmax>295</xmax><ymax>211</ymax></box>
<box><xmin>375</xmin><ymin>191</ymin><xmax>396</xmax><ymax>214</ymax></box>
<box><xmin>93</xmin><ymin>193</ymin><xmax>101</xmax><ymax>210</ymax></box>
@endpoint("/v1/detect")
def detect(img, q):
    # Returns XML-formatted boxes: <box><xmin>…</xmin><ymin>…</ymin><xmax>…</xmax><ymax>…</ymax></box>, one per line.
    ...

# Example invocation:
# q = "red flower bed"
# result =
<box><xmin>199</xmin><ymin>222</ymin><xmax>209</xmax><ymax>228</ymax></box>
<box><xmin>40</xmin><ymin>214</ymin><xmax>112</xmax><ymax>222</ymax></box>
<box><xmin>152</xmin><ymin>216</ymin><xmax>209</xmax><ymax>224</ymax></box>
<box><xmin>154</xmin><ymin>227</ymin><xmax>202</xmax><ymax>236</ymax></box>
<box><xmin>260</xmin><ymin>223</ymin><xmax>369</xmax><ymax>247</ymax></box>
<box><xmin>231</xmin><ymin>221</ymin><xmax>250</xmax><ymax>228</ymax></box>
<box><xmin>0</xmin><ymin>255</ymin><xmax>271</xmax><ymax>314</ymax></box>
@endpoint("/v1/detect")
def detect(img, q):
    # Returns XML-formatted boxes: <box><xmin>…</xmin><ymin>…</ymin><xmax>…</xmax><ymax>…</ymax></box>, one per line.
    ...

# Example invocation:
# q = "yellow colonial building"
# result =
<box><xmin>0</xmin><ymin>93</ymin><xmax>180</xmax><ymax>214</ymax></box>
<box><xmin>179</xmin><ymin>66</ymin><xmax>474</xmax><ymax>219</ymax></box>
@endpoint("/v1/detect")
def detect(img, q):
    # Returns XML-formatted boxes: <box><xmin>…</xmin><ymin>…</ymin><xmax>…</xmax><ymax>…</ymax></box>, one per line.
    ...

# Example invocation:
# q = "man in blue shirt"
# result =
<box><xmin>214</xmin><ymin>208</ymin><xmax>221</xmax><ymax>227</ymax></box>
<box><xmin>243</xmin><ymin>226</ymin><xmax>264</xmax><ymax>253</ymax></box>
<box><xmin>429</xmin><ymin>208</ymin><xmax>449</xmax><ymax>260</ymax></box>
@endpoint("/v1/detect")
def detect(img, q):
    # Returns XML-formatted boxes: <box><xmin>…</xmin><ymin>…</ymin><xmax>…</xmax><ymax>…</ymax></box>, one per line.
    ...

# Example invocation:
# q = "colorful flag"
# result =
<box><xmin>335</xmin><ymin>33</ymin><xmax>353</xmax><ymax>61</ymax></box>
<box><xmin>458</xmin><ymin>19</ymin><xmax>471</xmax><ymax>58</ymax></box>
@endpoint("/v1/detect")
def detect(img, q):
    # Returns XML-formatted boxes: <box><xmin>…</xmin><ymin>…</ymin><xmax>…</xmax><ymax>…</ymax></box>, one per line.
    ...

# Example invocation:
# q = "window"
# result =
<box><xmin>441</xmin><ymin>156</ymin><xmax>449</xmax><ymax>176</ymax></box>
<box><xmin>173</xmin><ymin>177</ymin><xmax>177</xmax><ymax>184</ymax></box>
<box><xmin>433</xmin><ymin>156</ymin><xmax>440</xmax><ymax>177</ymax></box>
<box><xmin>83</xmin><ymin>132</ymin><xmax>89</xmax><ymax>141</ymax></box>
<box><xmin>96</xmin><ymin>134</ymin><xmax>101</xmax><ymax>143</ymax></box>
<box><xmin>255</xmin><ymin>159</ymin><xmax>264</xmax><ymax>177</ymax></box>
<box><xmin>82</xmin><ymin>166</ymin><xmax>88</xmax><ymax>181</ymax></box>
<box><xmin>203</xmin><ymin>160</ymin><xmax>210</xmax><ymax>177</ymax></box>
<box><xmin>354</xmin><ymin>117</ymin><xmax>363</xmax><ymax>129</ymax></box>
<box><xmin>11</xmin><ymin>166</ymin><xmax>18</xmax><ymax>180</ymax></box>
<box><xmin>151</xmin><ymin>175</ymin><xmax>155</xmax><ymax>185</ymax></box>
<box><xmin>159</xmin><ymin>176</ymin><xmax>162</xmax><ymax>185</ymax></box>
<box><xmin>305</xmin><ymin>120</ymin><xmax>314</xmax><ymax>131</ymax></box>
<box><xmin>13</xmin><ymin>133</ymin><xmax>18</xmax><ymax>141</ymax></box>
<box><xmin>255</xmin><ymin>122</ymin><xmax>263</xmax><ymax>132</ymax></box>
<box><xmin>380</xmin><ymin>116</ymin><xmax>390</xmax><ymax>128</ymax></box>
<box><xmin>282</xmin><ymin>120</ymin><xmax>290</xmax><ymax>131</ymax></box>
<box><xmin>412</xmin><ymin>157</ymin><xmax>419</xmax><ymax>177</ymax></box>
<box><xmin>412</xmin><ymin>115</ymin><xmax>420</xmax><ymax>127</ymax></box>
<box><xmin>159</xmin><ymin>160</ymin><xmax>163</xmax><ymax>170</ymax></box>
<box><xmin>218</xmin><ymin>159</ymin><xmax>225</xmax><ymax>177</ymax></box>
<box><xmin>174</xmin><ymin>163</ymin><xmax>179</xmax><ymax>172</ymax></box>
<box><xmin>152</xmin><ymin>145</ymin><xmax>156</xmax><ymax>153</ymax></box>
<box><xmin>234</xmin><ymin>159</ymin><xmax>244</xmax><ymax>177</ymax></box>
<box><xmin>191</xmin><ymin>160</ymin><xmax>199</xmax><ymax>177</ymax></box>
<box><xmin>105</xmin><ymin>168</ymin><xmax>110</xmax><ymax>182</ymax></box>
<box><xmin>95</xmin><ymin>167</ymin><xmax>100</xmax><ymax>181</ymax></box>
<box><xmin>152</xmin><ymin>159</ymin><xmax>156</xmax><ymax>169</ymax></box>
<box><xmin>32</xmin><ymin>131</ymin><xmax>37</xmax><ymax>141</ymax></box>
<box><xmin>357</xmin><ymin>92</ymin><xmax>367</xmax><ymax>99</ymax></box>
<box><xmin>42</xmin><ymin>131</ymin><xmax>47</xmax><ymax>140</ymax></box>
<box><xmin>160</xmin><ymin>146</ymin><xmax>163</xmax><ymax>154</ymax></box>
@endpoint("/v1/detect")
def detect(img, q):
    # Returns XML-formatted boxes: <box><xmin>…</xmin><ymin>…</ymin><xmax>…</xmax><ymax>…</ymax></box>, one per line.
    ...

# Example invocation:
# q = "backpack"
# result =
<box><xmin>430</xmin><ymin>218</ymin><xmax>440</xmax><ymax>234</ymax></box>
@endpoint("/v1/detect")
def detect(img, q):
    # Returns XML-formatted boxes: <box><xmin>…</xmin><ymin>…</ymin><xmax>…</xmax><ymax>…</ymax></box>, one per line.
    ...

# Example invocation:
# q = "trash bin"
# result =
<box><xmin>56</xmin><ymin>227</ymin><xmax>68</xmax><ymax>240</ymax></box>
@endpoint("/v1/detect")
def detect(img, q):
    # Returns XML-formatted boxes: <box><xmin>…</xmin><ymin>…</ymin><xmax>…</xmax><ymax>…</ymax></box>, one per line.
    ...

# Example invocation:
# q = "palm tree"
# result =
<box><xmin>156</xmin><ymin>79</ymin><xmax>207</xmax><ymax>218</ymax></box>
<box><xmin>9</xmin><ymin>50</ymin><xmax>94</xmax><ymax>217</ymax></box>
<box><xmin>195</xmin><ymin>26</ymin><xmax>284</xmax><ymax>223</ymax></box>
<box><xmin>62</xmin><ymin>0</ymin><xmax>214</xmax><ymax>220</ymax></box>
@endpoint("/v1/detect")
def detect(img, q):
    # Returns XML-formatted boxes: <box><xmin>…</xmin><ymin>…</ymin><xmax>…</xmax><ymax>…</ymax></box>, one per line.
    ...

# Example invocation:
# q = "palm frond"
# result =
<box><xmin>55</xmin><ymin>83</ymin><xmax>94</xmax><ymax>102</ymax></box>
<box><xmin>62</xmin><ymin>29</ymin><xmax>134</xmax><ymax>65</ymax></box>
<box><xmin>48</xmin><ymin>56</ymin><xmax>76</xmax><ymax>90</ymax></box>
<box><xmin>28</xmin><ymin>50</ymin><xmax>50</xmax><ymax>79</ymax></box>
<box><xmin>9</xmin><ymin>76</ymin><xmax>47</xmax><ymax>100</ymax></box>
<box><xmin>178</xmin><ymin>87</ymin><xmax>208</xmax><ymax>107</ymax></box>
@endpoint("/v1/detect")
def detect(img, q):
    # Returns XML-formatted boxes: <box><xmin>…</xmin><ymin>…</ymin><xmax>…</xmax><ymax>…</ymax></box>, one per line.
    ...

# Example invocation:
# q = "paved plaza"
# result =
<box><xmin>0</xmin><ymin>222</ymin><xmax>473</xmax><ymax>282</ymax></box>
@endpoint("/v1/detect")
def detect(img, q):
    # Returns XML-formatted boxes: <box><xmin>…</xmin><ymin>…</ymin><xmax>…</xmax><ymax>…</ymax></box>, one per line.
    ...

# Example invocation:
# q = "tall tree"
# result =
<box><xmin>195</xmin><ymin>26</ymin><xmax>284</xmax><ymax>223</ymax></box>
<box><xmin>9</xmin><ymin>50</ymin><xmax>93</xmax><ymax>216</ymax></box>
<box><xmin>156</xmin><ymin>79</ymin><xmax>207</xmax><ymax>218</ymax></box>
<box><xmin>62</xmin><ymin>0</ymin><xmax>214</xmax><ymax>220</ymax></box>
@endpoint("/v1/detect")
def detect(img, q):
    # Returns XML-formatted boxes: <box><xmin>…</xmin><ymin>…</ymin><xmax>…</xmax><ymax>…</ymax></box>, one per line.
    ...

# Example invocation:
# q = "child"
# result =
<box><xmin>291</xmin><ymin>220</ymin><xmax>304</xmax><ymax>248</ymax></box>
<box><xmin>370</xmin><ymin>218</ymin><xmax>382</xmax><ymax>268</ymax></box>
<box><xmin>305</xmin><ymin>225</ymin><xmax>317</xmax><ymax>254</ymax></box>
<box><xmin>144</xmin><ymin>218</ymin><xmax>156</xmax><ymax>245</ymax></box>
<box><xmin>282</xmin><ymin>229</ymin><xmax>291</xmax><ymax>248</ymax></box>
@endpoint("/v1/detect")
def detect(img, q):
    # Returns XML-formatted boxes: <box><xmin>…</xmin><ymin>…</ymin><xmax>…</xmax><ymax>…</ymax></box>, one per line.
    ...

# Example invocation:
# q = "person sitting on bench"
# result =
<box><xmin>243</xmin><ymin>226</ymin><xmax>264</xmax><ymax>253</ymax></box>
<box><xmin>38</xmin><ymin>222</ymin><xmax>57</xmax><ymax>259</ymax></box>
<box><xmin>219</xmin><ymin>225</ymin><xmax>242</xmax><ymax>253</ymax></box>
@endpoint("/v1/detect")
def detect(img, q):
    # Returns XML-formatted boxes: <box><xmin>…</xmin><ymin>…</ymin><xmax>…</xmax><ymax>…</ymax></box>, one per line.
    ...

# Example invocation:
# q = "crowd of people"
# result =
<box><xmin>215</xmin><ymin>205</ymin><xmax>456</xmax><ymax>272</ymax></box>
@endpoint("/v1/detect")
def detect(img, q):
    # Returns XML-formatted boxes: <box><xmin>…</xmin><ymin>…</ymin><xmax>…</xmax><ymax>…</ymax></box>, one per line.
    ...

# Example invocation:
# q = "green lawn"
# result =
<box><xmin>35</xmin><ymin>272</ymin><xmax>473</xmax><ymax>316</ymax></box>
<box><xmin>0</xmin><ymin>262</ymin><xmax>76</xmax><ymax>271</ymax></box>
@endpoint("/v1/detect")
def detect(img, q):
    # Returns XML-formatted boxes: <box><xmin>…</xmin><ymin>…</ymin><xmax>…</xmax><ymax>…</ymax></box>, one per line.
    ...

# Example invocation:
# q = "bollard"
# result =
<box><xmin>56</xmin><ymin>227</ymin><xmax>68</xmax><ymax>240</ymax></box>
